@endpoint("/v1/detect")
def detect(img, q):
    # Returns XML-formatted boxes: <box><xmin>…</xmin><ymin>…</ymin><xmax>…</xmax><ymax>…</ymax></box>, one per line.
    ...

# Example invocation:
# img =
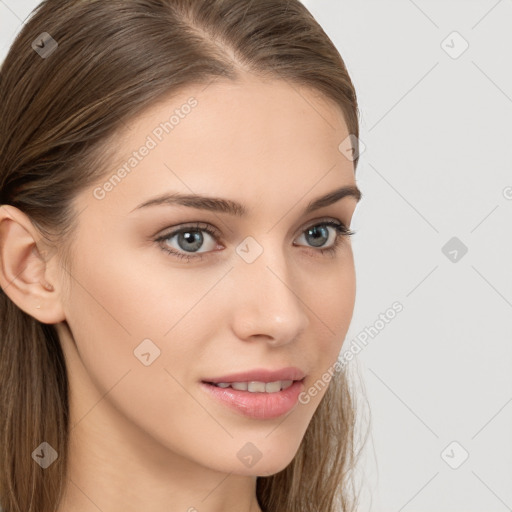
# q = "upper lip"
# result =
<box><xmin>202</xmin><ymin>366</ymin><xmax>306</xmax><ymax>384</ymax></box>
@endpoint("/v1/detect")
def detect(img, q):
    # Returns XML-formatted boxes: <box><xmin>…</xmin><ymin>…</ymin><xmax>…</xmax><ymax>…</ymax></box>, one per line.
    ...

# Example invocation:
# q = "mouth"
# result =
<box><xmin>200</xmin><ymin>378</ymin><xmax>306</xmax><ymax>420</ymax></box>
<box><xmin>201</xmin><ymin>378</ymin><xmax>304</xmax><ymax>393</ymax></box>
<box><xmin>201</xmin><ymin>366</ymin><xmax>306</xmax><ymax>386</ymax></box>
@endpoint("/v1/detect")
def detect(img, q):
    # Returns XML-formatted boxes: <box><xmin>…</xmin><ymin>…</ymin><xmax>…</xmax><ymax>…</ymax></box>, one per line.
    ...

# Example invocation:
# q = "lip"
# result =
<box><xmin>201</xmin><ymin>366</ymin><xmax>306</xmax><ymax>384</ymax></box>
<box><xmin>200</xmin><ymin>379</ymin><xmax>306</xmax><ymax>419</ymax></box>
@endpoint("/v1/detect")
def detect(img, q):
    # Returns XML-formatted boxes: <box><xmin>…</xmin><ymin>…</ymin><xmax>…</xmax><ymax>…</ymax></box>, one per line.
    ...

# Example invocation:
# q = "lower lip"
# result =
<box><xmin>200</xmin><ymin>380</ymin><xmax>305</xmax><ymax>420</ymax></box>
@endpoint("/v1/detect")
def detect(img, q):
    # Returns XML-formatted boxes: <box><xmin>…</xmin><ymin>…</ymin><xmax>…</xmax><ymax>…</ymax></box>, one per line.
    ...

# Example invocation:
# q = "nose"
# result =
<box><xmin>228</xmin><ymin>243</ymin><xmax>310</xmax><ymax>346</ymax></box>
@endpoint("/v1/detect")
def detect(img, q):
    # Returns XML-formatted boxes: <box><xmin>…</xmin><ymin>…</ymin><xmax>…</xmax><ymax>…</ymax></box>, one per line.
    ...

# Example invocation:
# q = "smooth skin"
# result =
<box><xmin>0</xmin><ymin>73</ymin><xmax>361</xmax><ymax>512</ymax></box>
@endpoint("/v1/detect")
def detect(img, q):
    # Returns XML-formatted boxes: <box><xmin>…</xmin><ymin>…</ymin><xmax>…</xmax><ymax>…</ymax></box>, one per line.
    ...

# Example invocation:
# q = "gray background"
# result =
<box><xmin>1</xmin><ymin>1</ymin><xmax>511</xmax><ymax>511</ymax></box>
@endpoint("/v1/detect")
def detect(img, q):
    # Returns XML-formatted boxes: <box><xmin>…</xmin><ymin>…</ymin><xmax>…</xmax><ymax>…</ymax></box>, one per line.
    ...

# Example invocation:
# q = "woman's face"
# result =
<box><xmin>55</xmin><ymin>74</ymin><xmax>361</xmax><ymax>476</ymax></box>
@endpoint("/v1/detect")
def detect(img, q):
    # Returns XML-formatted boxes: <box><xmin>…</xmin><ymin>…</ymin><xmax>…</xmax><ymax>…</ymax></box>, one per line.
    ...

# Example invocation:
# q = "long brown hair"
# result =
<box><xmin>0</xmin><ymin>1</ymin><xmax>365</xmax><ymax>510</ymax></box>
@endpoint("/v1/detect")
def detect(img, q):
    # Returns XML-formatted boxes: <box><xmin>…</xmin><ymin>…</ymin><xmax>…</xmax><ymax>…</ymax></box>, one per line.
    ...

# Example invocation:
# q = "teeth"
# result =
<box><xmin>248</xmin><ymin>381</ymin><xmax>265</xmax><ymax>392</ymax></box>
<box><xmin>212</xmin><ymin>380</ymin><xmax>294</xmax><ymax>393</ymax></box>
<box><xmin>262</xmin><ymin>381</ymin><xmax>280</xmax><ymax>393</ymax></box>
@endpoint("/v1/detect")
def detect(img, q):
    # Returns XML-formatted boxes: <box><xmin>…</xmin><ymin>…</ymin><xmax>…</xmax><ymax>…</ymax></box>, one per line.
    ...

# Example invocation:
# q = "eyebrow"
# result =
<box><xmin>130</xmin><ymin>185</ymin><xmax>362</xmax><ymax>217</ymax></box>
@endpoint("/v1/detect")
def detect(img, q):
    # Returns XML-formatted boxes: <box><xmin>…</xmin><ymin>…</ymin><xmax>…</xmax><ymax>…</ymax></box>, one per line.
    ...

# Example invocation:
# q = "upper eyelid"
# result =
<box><xmin>157</xmin><ymin>216</ymin><xmax>347</xmax><ymax>237</ymax></box>
<box><xmin>156</xmin><ymin>221</ymin><xmax>221</xmax><ymax>240</ymax></box>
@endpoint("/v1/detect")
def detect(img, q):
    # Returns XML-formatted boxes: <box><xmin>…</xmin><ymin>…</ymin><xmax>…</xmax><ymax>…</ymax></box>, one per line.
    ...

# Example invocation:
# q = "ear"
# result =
<box><xmin>0</xmin><ymin>204</ymin><xmax>66</xmax><ymax>324</ymax></box>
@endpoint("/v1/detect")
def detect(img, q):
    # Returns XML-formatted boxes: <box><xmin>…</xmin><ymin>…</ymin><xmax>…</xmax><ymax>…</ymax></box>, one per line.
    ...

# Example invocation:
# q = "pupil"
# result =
<box><xmin>178</xmin><ymin>230</ymin><xmax>203</xmax><ymax>252</ymax></box>
<box><xmin>307</xmin><ymin>226</ymin><xmax>328</xmax><ymax>247</ymax></box>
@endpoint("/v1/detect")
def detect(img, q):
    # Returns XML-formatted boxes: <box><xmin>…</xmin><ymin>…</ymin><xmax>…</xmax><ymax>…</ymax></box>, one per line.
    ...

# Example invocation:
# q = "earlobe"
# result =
<box><xmin>0</xmin><ymin>205</ymin><xmax>65</xmax><ymax>324</ymax></box>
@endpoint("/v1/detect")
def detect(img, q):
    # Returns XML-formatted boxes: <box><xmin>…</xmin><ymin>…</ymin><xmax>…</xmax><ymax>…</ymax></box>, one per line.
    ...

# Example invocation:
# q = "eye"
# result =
<box><xmin>154</xmin><ymin>219</ymin><xmax>355</xmax><ymax>262</ymax></box>
<box><xmin>294</xmin><ymin>220</ymin><xmax>355</xmax><ymax>257</ymax></box>
<box><xmin>155</xmin><ymin>222</ymin><xmax>220</xmax><ymax>262</ymax></box>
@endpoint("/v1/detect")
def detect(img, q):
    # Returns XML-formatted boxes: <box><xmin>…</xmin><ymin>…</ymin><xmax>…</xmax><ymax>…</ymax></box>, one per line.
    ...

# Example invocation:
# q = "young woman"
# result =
<box><xmin>0</xmin><ymin>1</ymin><xmax>365</xmax><ymax>511</ymax></box>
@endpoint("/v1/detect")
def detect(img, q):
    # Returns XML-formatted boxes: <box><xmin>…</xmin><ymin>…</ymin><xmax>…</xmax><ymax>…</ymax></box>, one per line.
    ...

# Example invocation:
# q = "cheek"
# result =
<box><xmin>314</xmin><ymin>254</ymin><xmax>356</xmax><ymax>350</ymax></box>
<box><xmin>302</xmin><ymin>254</ymin><xmax>356</xmax><ymax>401</ymax></box>
<box><xmin>62</xmin><ymin>246</ymin><xmax>232</xmax><ymax>459</ymax></box>
<box><xmin>65</xmin><ymin>232</ymin><xmax>214</xmax><ymax>337</ymax></box>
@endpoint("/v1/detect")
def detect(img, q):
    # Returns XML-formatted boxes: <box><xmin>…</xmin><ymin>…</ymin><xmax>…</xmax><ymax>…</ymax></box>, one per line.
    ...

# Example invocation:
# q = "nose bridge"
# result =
<box><xmin>230</xmin><ymin>235</ymin><xmax>309</xmax><ymax>342</ymax></box>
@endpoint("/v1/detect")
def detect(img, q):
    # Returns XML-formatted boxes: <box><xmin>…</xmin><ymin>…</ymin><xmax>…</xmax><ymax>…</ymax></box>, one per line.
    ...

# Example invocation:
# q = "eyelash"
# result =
<box><xmin>154</xmin><ymin>219</ymin><xmax>356</xmax><ymax>262</ymax></box>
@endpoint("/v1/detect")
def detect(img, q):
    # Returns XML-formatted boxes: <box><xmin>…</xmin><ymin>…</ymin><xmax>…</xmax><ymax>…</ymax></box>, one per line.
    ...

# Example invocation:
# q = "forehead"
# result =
<box><xmin>79</xmin><ymin>75</ymin><xmax>356</xmax><ymax>217</ymax></box>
